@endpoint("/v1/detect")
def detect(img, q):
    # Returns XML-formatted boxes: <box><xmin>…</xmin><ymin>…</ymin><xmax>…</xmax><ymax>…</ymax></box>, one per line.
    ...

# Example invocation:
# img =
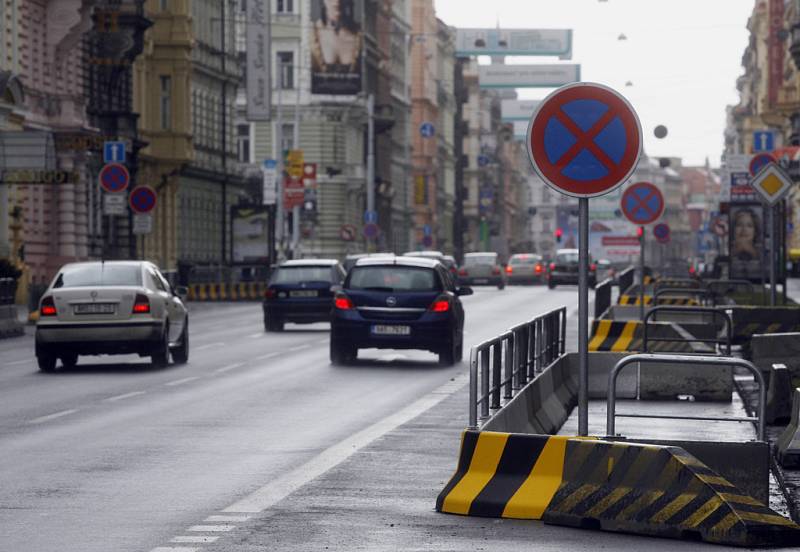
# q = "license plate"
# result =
<box><xmin>371</xmin><ymin>325</ymin><xmax>411</xmax><ymax>336</ymax></box>
<box><xmin>74</xmin><ymin>303</ymin><xmax>115</xmax><ymax>314</ymax></box>
<box><xmin>474</xmin><ymin>278</ymin><xmax>489</xmax><ymax>284</ymax></box>
<box><xmin>289</xmin><ymin>290</ymin><xmax>318</xmax><ymax>298</ymax></box>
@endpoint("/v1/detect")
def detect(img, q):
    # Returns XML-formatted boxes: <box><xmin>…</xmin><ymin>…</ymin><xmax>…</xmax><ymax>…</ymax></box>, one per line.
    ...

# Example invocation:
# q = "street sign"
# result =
<box><xmin>103</xmin><ymin>141</ymin><xmax>126</xmax><ymax>163</ymax></box>
<box><xmin>423</xmin><ymin>224</ymin><xmax>432</xmax><ymax>237</ymax></box>
<box><xmin>303</xmin><ymin>163</ymin><xmax>317</xmax><ymax>187</ymax></box>
<box><xmin>620</xmin><ymin>182</ymin><xmax>665</xmax><ymax>225</ymax></box>
<box><xmin>751</xmin><ymin>162</ymin><xmax>792</xmax><ymax>206</ymax></box>
<box><xmin>262</xmin><ymin>159</ymin><xmax>278</xmax><ymax>205</ymax></box>
<box><xmin>420</xmin><ymin>122</ymin><xmax>435</xmax><ymax>138</ymax></box>
<box><xmin>363</xmin><ymin>222</ymin><xmax>379</xmax><ymax>239</ymax></box>
<box><xmin>284</xmin><ymin>176</ymin><xmax>304</xmax><ymax>210</ymax></box>
<box><xmin>128</xmin><ymin>185</ymin><xmax>157</xmax><ymax>214</ymax></box>
<box><xmin>339</xmin><ymin>224</ymin><xmax>357</xmax><ymax>242</ymax></box>
<box><xmin>98</xmin><ymin>163</ymin><xmax>130</xmax><ymax>193</ymax></box>
<box><xmin>749</xmin><ymin>152</ymin><xmax>776</xmax><ymax>177</ymax></box>
<box><xmin>102</xmin><ymin>193</ymin><xmax>127</xmax><ymax>215</ymax></box>
<box><xmin>285</xmin><ymin>149</ymin><xmax>304</xmax><ymax>178</ymax></box>
<box><xmin>753</xmin><ymin>130</ymin><xmax>775</xmax><ymax>152</ymax></box>
<box><xmin>423</xmin><ymin>235</ymin><xmax>433</xmax><ymax>247</ymax></box>
<box><xmin>477</xmin><ymin>154</ymin><xmax>490</xmax><ymax>167</ymax></box>
<box><xmin>132</xmin><ymin>213</ymin><xmax>153</xmax><ymax>235</ymax></box>
<box><xmin>364</xmin><ymin>210</ymin><xmax>378</xmax><ymax>224</ymax></box>
<box><xmin>653</xmin><ymin>222</ymin><xmax>670</xmax><ymax>244</ymax></box>
<box><xmin>527</xmin><ymin>82</ymin><xmax>642</xmax><ymax>198</ymax></box>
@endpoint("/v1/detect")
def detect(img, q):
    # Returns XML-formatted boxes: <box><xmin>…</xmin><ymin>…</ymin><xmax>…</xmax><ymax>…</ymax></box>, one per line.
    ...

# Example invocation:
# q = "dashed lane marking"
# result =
<box><xmin>6</xmin><ymin>359</ymin><xmax>29</xmax><ymax>366</ymax></box>
<box><xmin>29</xmin><ymin>409</ymin><xmax>79</xmax><ymax>425</ymax></box>
<box><xmin>204</xmin><ymin>515</ymin><xmax>251</xmax><ymax>522</ymax></box>
<box><xmin>170</xmin><ymin>536</ymin><xmax>219</xmax><ymax>544</ymax></box>
<box><xmin>214</xmin><ymin>362</ymin><xmax>245</xmax><ymax>374</ymax></box>
<box><xmin>255</xmin><ymin>352</ymin><xmax>280</xmax><ymax>361</ymax></box>
<box><xmin>248</xmin><ymin>333</ymin><xmax>263</xmax><ymax>339</ymax></box>
<box><xmin>223</xmin><ymin>373</ymin><xmax>469</xmax><ymax>513</ymax></box>
<box><xmin>103</xmin><ymin>391</ymin><xmax>146</xmax><ymax>403</ymax></box>
<box><xmin>194</xmin><ymin>342</ymin><xmax>225</xmax><ymax>352</ymax></box>
<box><xmin>188</xmin><ymin>525</ymin><xmax>236</xmax><ymax>532</ymax></box>
<box><xmin>165</xmin><ymin>377</ymin><xmax>200</xmax><ymax>387</ymax></box>
<box><xmin>151</xmin><ymin>547</ymin><xmax>199</xmax><ymax>552</ymax></box>
<box><xmin>289</xmin><ymin>344</ymin><xmax>310</xmax><ymax>352</ymax></box>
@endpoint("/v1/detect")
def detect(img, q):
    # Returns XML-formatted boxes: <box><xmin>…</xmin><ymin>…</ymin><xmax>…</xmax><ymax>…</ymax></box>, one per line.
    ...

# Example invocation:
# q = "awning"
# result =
<box><xmin>791</xmin><ymin>248</ymin><xmax>800</xmax><ymax>261</ymax></box>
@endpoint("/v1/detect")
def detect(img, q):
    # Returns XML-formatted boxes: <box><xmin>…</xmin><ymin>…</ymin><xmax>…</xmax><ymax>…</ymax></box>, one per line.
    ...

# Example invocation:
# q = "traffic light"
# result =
<box><xmin>554</xmin><ymin>228</ymin><xmax>563</xmax><ymax>243</ymax></box>
<box><xmin>637</xmin><ymin>226</ymin><xmax>644</xmax><ymax>243</ymax></box>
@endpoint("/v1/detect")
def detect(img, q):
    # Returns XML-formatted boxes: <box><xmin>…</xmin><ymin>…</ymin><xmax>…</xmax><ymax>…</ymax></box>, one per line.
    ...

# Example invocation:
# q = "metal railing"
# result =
<box><xmin>643</xmin><ymin>306</ymin><xmax>732</xmax><ymax>355</ymax></box>
<box><xmin>618</xmin><ymin>266</ymin><xmax>635</xmax><ymax>295</ymax></box>
<box><xmin>469</xmin><ymin>306</ymin><xmax>567</xmax><ymax>429</ymax></box>
<box><xmin>607</xmin><ymin>353</ymin><xmax>765</xmax><ymax>441</ymax></box>
<box><xmin>0</xmin><ymin>278</ymin><xmax>16</xmax><ymax>306</ymax></box>
<box><xmin>594</xmin><ymin>278</ymin><xmax>613</xmax><ymax>319</ymax></box>
<box><xmin>654</xmin><ymin>278</ymin><xmax>702</xmax><ymax>291</ymax></box>
<box><xmin>653</xmin><ymin>287</ymin><xmax>711</xmax><ymax>305</ymax></box>
<box><xmin>705</xmin><ymin>279</ymin><xmax>755</xmax><ymax>306</ymax></box>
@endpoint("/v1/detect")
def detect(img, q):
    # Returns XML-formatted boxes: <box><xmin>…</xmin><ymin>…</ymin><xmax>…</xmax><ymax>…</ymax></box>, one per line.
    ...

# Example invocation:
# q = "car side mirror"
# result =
<box><xmin>175</xmin><ymin>285</ymin><xmax>188</xmax><ymax>298</ymax></box>
<box><xmin>456</xmin><ymin>286</ymin><xmax>474</xmax><ymax>296</ymax></box>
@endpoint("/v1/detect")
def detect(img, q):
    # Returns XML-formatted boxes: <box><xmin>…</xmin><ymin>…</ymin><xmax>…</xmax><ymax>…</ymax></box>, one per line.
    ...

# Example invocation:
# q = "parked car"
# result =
<box><xmin>506</xmin><ymin>253</ymin><xmax>546</xmax><ymax>285</ymax></box>
<box><xmin>330</xmin><ymin>256</ymin><xmax>472</xmax><ymax>365</ymax></box>
<box><xmin>547</xmin><ymin>249</ymin><xmax>597</xmax><ymax>289</ymax></box>
<box><xmin>403</xmin><ymin>250</ymin><xmax>459</xmax><ymax>280</ymax></box>
<box><xmin>35</xmin><ymin>261</ymin><xmax>189</xmax><ymax>372</ymax></box>
<box><xmin>343</xmin><ymin>252</ymin><xmax>394</xmax><ymax>273</ymax></box>
<box><xmin>458</xmin><ymin>252</ymin><xmax>506</xmax><ymax>289</ymax></box>
<box><xmin>263</xmin><ymin>259</ymin><xmax>346</xmax><ymax>331</ymax></box>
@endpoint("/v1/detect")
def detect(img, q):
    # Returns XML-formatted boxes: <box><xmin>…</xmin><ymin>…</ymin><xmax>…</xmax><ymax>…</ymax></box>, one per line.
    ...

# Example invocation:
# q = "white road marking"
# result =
<box><xmin>214</xmin><ymin>362</ymin><xmax>245</xmax><ymax>374</ymax></box>
<box><xmin>6</xmin><ymin>359</ymin><xmax>29</xmax><ymax>366</ymax></box>
<box><xmin>204</xmin><ymin>515</ymin><xmax>250</xmax><ymax>523</ymax></box>
<box><xmin>188</xmin><ymin>525</ymin><xmax>236</xmax><ymax>532</ymax></box>
<box><xmin>103</xmin><ymin>391</ymin><xmax>146</xmax><ymax>403</ymax></box>
<box><xmin>151</xmin><ymin>547</ymin><xmax>199</xmax><ymax>552</ymax></box>
<box><xmin>255</xmin><ymin>352</ymin><xmax>280</xmax><ymax>361</ymax></box>
<box><xmin>170</xmin><ymin>536</ymin><xmax>219</xmax><ymax>544</ymax></box>
<box><xmin>289</xmin><ymin>344</ymin><xmax>310</xmax><ymax>352</ymax></box>
<box><xmin>165</xmin><ymin>377</ymin><xmax>200</xmax><ymax>387</ymax></box>
<box><xmin>223</xmin><ymin>373</ymin><xmax>469</xmax><ymax>513</ymax></box>
<box><xmin>194</xmin><ymin>342</ymin><xmax>224</xmax><ymax>351</ymax></box>
<box><xmin>317</xmin><ymin>338</ymin><xmax>330</xmax><ymax>344</ymax></box>
<box><xmin>29</xmin><ymin>409</ymin><xmax>79</xmax><ymax>425</ymax></box>
<box><xmin>249</xmin><ymin>333</ymin><xmax>263</xmax><ymax>338</ymax></box>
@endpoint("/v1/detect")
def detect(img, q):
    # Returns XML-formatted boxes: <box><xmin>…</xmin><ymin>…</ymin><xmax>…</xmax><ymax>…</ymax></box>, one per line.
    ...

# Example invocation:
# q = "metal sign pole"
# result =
<box><xmin>578</xmin><ymin>198</ymin><xmax>589</xmax><ymax>436</ymax></box>
<box><xmin>639</xmin><ymin>227</ymin><xmax>645</xmax><ymax>321</ymax></box>
<box><xmin>770</xmin><ymin>205</ymin><xmax>777</xmax><ymax>306</ymax></box>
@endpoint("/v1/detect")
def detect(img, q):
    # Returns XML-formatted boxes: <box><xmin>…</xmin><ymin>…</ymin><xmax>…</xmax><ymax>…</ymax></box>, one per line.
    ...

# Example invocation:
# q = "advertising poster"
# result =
<box><xmin>232</xmin><ymin>206</ymin><xmax>272</xmax><ymax>263</ymax></box>
<box><xmin>245</xmin><ymin>0</ymin><xmax>270</xmax><ymax>120</ymax></box>
<box><xmin>455</xmin><ymin>28</ymin><xmax>572</xmax><ymax>58</ymax></box>
<box><xmin>729</xmin><ymin>204</ymin><xmax>766</xmax><ymax>281</ymax></box>
<box><xmin>310</xmin><ymin>0</ymin><xmax>363</xmax><ymax>95</ymax></box>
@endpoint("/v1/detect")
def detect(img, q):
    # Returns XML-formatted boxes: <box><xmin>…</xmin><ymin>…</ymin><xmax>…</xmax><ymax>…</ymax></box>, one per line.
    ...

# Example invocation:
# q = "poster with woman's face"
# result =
<box><xmin>729</xmin><ymin>204</ymin><xmax>764</xmax><ymax>280</ymax></box>
<box><xmin>310</xmin><ymin>0</ymin><xmax>363</xmax><ymax>95</ymax></box>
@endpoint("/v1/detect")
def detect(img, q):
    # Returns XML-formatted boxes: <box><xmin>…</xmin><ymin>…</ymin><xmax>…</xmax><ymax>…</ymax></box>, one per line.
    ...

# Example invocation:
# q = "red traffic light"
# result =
<box><xmin>554</xmin><ymin>228</ymin><xmax>563</xmax><ymax>243</ymax></box>
<box><xmin>636</xmin><ymin>226</ymin><xmax>644</xmax><ymax>239</ymax></box>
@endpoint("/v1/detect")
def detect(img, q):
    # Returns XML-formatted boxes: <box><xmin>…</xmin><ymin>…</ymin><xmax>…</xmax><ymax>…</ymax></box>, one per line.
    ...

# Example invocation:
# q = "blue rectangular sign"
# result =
<box><xmin>364</xmin><ymin>210</ymin><xmax>378</xmax><ymax>224</ymax></box>
<box><xmin>103</xmin><ymin>141</ymin><xmax>126</xmax><ymax>163</ymax></box>
<box><xmin>752</xmin><ymin>130</ymin><xmax>775</xmax><ymax>153</ymax></box>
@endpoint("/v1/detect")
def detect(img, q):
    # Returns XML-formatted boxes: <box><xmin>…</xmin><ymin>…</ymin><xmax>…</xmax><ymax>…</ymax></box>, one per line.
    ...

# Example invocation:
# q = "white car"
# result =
<box><xmin>35</xmin><ymin>261</ymin><xmax>189</xmax><ymax>372</ymax></box>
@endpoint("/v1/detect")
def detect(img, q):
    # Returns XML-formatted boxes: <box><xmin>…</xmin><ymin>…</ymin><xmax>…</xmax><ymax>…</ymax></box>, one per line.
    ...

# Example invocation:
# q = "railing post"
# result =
<box><xmin>504</xmin><ymin>333</ymin><xmax>513</xmax><ymax>399</ymax></box>
<box><xmin>491</xmin><ymin>342</ymin><xmax>502</xmax><ymax>409</ymax></box>
<box><xmin>469</xmin><ymin>346</ymin><xmax>478</xmax><ymax>429</ymax></box>
<box><xmin>480</xmin><ymin>348</ymin><xmax>490</xmax><ymax>420</ymax></box>
<box><xmin>560</xmin><ymin>307</ymin><xmax>567</xmax><ymax>355</ymax></box>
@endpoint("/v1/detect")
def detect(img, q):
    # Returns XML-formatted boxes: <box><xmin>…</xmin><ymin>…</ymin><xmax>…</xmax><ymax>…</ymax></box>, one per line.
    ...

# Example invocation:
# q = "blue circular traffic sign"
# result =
<box><xmin>653</xmin><ymin>222</ymin><xmax>670</xmax><ymax>243</ymax></box>
<box><xmin>749</xmin><ymin>152</ymin><xmax>776</xmax><ymax>177</ymax></box>
<box><xmin>621</xmin><ymin>182</ymin><xmax>664</xmax><ymax>225</ymax></box>
<box><xmin>99</xmin><ymin>163</ymin><xmax>130</xmax><ymax>193</ymax></box>
<box><xmin>420</xmin><ymin>122</ymin><xmax>435</xmax><ymax>138</ymax></box>
<box><xmin>363</xmin><ymin>223</ymin><xmax>379</xmax><ymax>239</ymax></box>
<box><xmin>129</xmin><ymin>186</ymin><xmax>157</xmax><ymax>214</ymax></box>
<box><xmin>527</xmin><ymin>82</ymin><xmax>642</xmax><ymax>198</ymax></box>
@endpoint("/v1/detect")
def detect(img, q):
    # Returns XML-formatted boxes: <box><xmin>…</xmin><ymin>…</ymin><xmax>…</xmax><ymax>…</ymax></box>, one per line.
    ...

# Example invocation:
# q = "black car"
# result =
<box><xmin>547</xmin><ymin>249</ymin><xmax>597</xmax><ymax>289</ymax></box>
<box><xmin>330</xmin><ymin>256</ymin><xmax>472</xmax><ymax>365</ymax></box>
<box><xmin>263</xmin><ymin>259</ymin><xmax>345</xmax><ymax>331</ymax></box>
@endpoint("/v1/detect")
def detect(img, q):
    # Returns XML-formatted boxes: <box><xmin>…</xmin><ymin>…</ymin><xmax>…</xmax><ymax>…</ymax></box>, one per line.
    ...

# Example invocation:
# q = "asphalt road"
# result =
<box><xmin>0</xmin><ymin>285</ymin><xmax>581</xmax><ymax>552</ymax></box>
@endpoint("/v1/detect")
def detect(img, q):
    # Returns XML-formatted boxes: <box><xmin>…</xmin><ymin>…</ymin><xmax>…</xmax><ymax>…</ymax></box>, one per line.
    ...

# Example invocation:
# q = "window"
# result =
<box><xmin>280</xmin><ymin>123</ymin><xmax>295</xmax><ymax>152</ymax></box>
<box><xmin>237</xmin><ymin>124</ymin><xmax>251</xmax><ymax>163</ymax></box>
<box><xmin>347</xmin><ymin>266</ymin><xmax>440</xmax><ymax>292</ymax></box>
<box><xmin>270</xmin><ymin>266</ymin><xmax>334</xmax><ymax>284</ymax></box>
<box><xmin>53</xmin><ymin>264</ymin><xmax>143</xmax><ymax>288</ymax></box>
<box><xmin>276</xmin><ymin>0</ymin><xmax>294</xmax><ymax>13</ymax></box>
<box><xmin>277</xmin><ymin>51</ymin><xmax>294</xmax><ymax>89</ymax></box>
<box><xmin>160</xmin><ymin>76</ymin><xmax>172</xmax><ymax>130</ymax></box>
<box><xmin>160</xmin><ymin>0</ymin><xmax>169</xmax><ymax>11</ymax></box>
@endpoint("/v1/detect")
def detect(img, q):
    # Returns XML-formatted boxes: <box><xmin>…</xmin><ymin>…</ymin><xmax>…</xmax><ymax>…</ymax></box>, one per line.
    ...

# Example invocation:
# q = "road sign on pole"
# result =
<box><xmin>653</xmin><ymin>222</ymin><xmax>670</xmax><ymax>244</ymax></box>
<box><xmin>339</xmin><ymin>224</ymin><xmax>357</xmax><ymax>242</ymax></box>
<box><xmin>132</xmin><ymin>213</ymin><xmax>153</xmax><ymax>235</ymax></box>
<box><xmin>749</xmin><ymin>152</ymin><xmax>776</xmax><ymax>177</ymax></box>
<box><xmin>420</xmin><ymin>122</ymin><xmax>435</xmax><ymax>138</ymax></box>
<box><xmin>98</xmin><ymin>163</ymin><xmax>130</xmax><ymax>193</ymax></box>
<box><xmin>364</xmin><ymin>210</ymin><xmax>378</xmax><ymax>224</ymax></box>
<box><xmin>753</xmin><ymin>130</ymin><xmax>775</xmax><ymax>152</ymax></box>
<box><xmin>102</xmin><ymin>193</ymin><xmax>127</xmax><ymax>215</ymax></box>
<box><xmin>103</xmin><ymin>141</ymin><xmax>126</xmax><ymax>164</ymax></box>
<box><xmin>128</xmin><ymin>186</ymin><xmax>157</xmax><ymax>214</ymax></box>
<box><xmin>526</xmin><ymin>82</ymin><xmax>642</xmax><ymax>438</ymax></box>
<box><xmin>363</xmin><ymin>223</ymin><xmax>379</xmax><ymax>239</ymax></box>
<box><xmin>621</xmin><ymin>182</ymin><xmax>665</xmax><ymax>225</ymax></box>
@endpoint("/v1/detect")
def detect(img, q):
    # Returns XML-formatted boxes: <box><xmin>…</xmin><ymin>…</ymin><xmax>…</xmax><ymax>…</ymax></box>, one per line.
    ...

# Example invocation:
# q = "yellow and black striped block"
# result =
<box><xmin>186</xmin><ymin>282</ymin><xmax>266</xmax><ymax>302</ymax></box>
<box><xmin>618</xmin><ymin>295</ymin><xmax>699</xmax><ymax>306</ymax></box>
<box><xmin>588</xmin><ymin>320</ymin><xmax>693</xmax><ymax>353</ymax></box>
<box><xmin>728</xmin><ymin>307</ymin><xmax>800</xmax><ymax>344</ymax></box>
<box><xmin>618</xmin><ymin>294</ymin><xmax>653</xmax><ymax>306</ymax></box>
<box><xmin>436</xmin><ymin>432</ymin><xmax>800</xmax><ymax>547</ymax></box>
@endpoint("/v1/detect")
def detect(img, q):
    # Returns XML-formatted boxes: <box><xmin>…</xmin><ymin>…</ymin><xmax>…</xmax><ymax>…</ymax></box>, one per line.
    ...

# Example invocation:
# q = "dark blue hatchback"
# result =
<box><xmin>263</xmin><ymin>259</ymin><xmax>346</xmax><ymax>331</ymax></box>
<box><xmin>330</xmin><ymin>256</ymin><xmax>473</xmax><ymax>365</ymax></box>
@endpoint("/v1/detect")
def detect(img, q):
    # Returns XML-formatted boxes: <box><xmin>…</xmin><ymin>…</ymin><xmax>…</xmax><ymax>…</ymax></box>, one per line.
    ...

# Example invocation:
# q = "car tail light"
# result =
<box><xmin>492</xmin><ymin>266</ymin><xmax>501</xmax><ymax>275</ymax></box>
<box><xmin>458</xmin><ymin>268</ymin><xmax>468</xmax><ymax>276</ymax></box>
<box><xmin>132</xmin><ymin>294</ymin><xmax>150</xmax><ymax>314</ymax></box>
<box><xmin>535</xmin><ymin>264</ymin><xmax>543</xmax><ymax>274</ymax></box>
<box><xmin>334</xmin><ymin>294</ymin><xmax>354</xmax><ymax>310</ymax></box>
<box><xmin>40</xmin><ymin>296</ymin><xmax>57</xmax><ymax>316</ymax></box>
<box><xmin>264</xmin><ymin>288</ymin><xmax>277</xmax><ymax>300</ymax></box>
<box><xmin>549</xmin><ymin>262</ymin><xmax>556</xmax><ymax>271</ymax></box>
<box><xmin>590</xmin><ymin>263</ymin><xmax>597</xmax><ymax>271</ymax></box>
<box><xmin>505</xmin><ymin>266</ymin><xmax>513</xmax><ymax>274</ymax></box>
<box><xmin>430</xmin><ymin>299</ymin><xmax>450</xmax><ymax>313</ymax></box>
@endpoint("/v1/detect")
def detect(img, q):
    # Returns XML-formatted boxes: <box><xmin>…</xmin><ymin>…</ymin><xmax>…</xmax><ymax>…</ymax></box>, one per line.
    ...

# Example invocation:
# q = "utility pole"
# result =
<box><xmin>275</xmin><ymin>63</ymin><xmax>284</xmax><ymax>261</ymax></box>
<box><xmin>291</xmin><ymin>63</ymin><xmax>301</xmax><ymax>257</ymax></box>
<box><xmin>453</xmin><ymin>57</ymin><xmax>465</xmax><ymax>263</ymax></box>
<box><xmin>366</xmin><ymin>93</ymin><xmax>375</xmax><ymax>251</ymax></box>
<box><xmin>220</xmin><ymin>0</ymin><xmax>228</xmax><ymax>264</ymax></box>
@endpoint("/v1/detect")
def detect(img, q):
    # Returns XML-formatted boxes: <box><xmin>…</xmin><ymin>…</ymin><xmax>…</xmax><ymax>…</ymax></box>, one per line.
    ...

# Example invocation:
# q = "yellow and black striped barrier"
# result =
<box><xmin>187</xmin><ymin>282</ymin><xmax>266</xmax><ymax>301</ymax></box>
<box><xmin>618</xmin><ymin>295</ymin><xmax>699</xmax><ymax>306</ymax></box>
<box><xmin>436</xmin><ymin>431</ymin><xmax>800</xmax><ymax>547</ymax></box>
<box><xmin>588</xmin><ymin>320</ymin><xmax>693</xmax><ymax>353</ymax></box>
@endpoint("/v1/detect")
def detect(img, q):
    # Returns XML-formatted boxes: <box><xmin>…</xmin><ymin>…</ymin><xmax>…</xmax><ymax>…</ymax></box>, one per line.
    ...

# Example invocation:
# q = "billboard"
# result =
<box><xmin>232</xmin><ymin>206</ymin><xmax>272</xmax><ymax>263</ymax></box>
<box><xmin>729</xmin><ymin>204</ymin><xmax>765</xmax><ymax>281</ymax></box>
<box><xmin>245</xmin><ymin>0</ymin><xmax>271</xmax><ymax>121</ymax></box>
<box><xmin>455</xmin><ymin>28</ymin><xmax>572</xmax><ymax>58</ymax></box>
<box><xmin>310</xmin><ymin>0</ymin><xmax>363</xmax><ymax>95</ymax></box>
<box><xmin>478</xmin><ymin>64</ymin><xmax>580</xmax><ymax>88</ymax></box>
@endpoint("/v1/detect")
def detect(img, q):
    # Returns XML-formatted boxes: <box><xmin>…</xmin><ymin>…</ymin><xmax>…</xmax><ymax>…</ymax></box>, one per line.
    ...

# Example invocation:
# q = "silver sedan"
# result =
<box><xmin>34</xmin><ymin>261</ymin><xmax>189</xmax><ymax>372</ymax></box>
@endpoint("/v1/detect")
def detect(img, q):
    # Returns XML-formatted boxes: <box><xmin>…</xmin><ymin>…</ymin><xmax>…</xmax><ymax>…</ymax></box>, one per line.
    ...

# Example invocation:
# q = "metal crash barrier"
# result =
<box><xmin>653</xmin><ymin>287</ymin><xmax>709</xmax><ymax>305</ymax></box>
<box><xmin>468</xmin><ymin>307</ymin><xmax>566</xmax><ymax>428</ymax></box>
<box><xmin>607</xmin><ymin>353</ymin><xmax>766</xmax><ymax>440</ymax></box>
<box><xmin>593</xmin><ymin>278</ymin><xmax>613</xmax><ymax>319</ymax></box>
<box><xmin>643</xmin><ymin>306</ymin><xmax>732</xmax><ymax>354</ymax></box>
<box><xmin>617</xmin><ymin>266</ymin><xmax>635</xmax><ymax>294</ymax></box>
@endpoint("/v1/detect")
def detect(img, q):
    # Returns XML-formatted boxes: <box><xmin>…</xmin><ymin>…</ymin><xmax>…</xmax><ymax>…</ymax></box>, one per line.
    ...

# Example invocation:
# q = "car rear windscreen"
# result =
<box><xmin>348</xmin><ymin>266</ymin><xmax>439</xmax><ymax>292</ymax></box>
<box><xmin>510</xmin><ymin>255</ymin><xmax>541</xmax><ymax>265</ymax></box>
<box><xmin>53</xmin><ymin>265</ymin><xmax>142</xmax><ymax>288</ymax></box>
<box><xmin>556</xmin><ymin>252</ymin><xmax>580</xmax><ymax>263</ymax></box>
<box><xmin>271</xmin><ymin>266</ymin><xmax>333</xmax><ymax>284</ymax></box>
<box><xmin>464</xmin><ymin>254</ymin><xmax>496</xmax><ymax>266</ymax></box>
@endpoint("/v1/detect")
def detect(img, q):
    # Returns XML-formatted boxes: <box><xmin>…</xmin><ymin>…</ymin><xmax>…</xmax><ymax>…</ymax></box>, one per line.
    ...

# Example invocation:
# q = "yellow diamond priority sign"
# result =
<box><xmin>751</xmin><ymin>162</ymin><xmax>792</xmax><ymax>206</ymax></box>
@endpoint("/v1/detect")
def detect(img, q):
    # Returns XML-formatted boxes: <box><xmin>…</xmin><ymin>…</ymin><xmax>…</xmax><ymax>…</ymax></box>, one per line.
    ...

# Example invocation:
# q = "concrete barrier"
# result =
<box><xmin>728</xmin><ymin>307</ymin><xmax>800</xmax><ymax>347</ymax></box>
<box><xmin>588</xmin><ymin>320</ymin><xmax>695</xmax><ymax>353</ymax></box>
<box><xmin>750</xmin><ymin>332</ymin><xmax>800</xmax><ymax>382</ymax></box>
<box><xmin>638</xmin><ymin>359</ymin><xmax>732</xmax><ymax>402</ymax></box>
<box><xmin>187</xmin><ymin>282</ymin><xmax>265</xmax><ymax>301</ymax></box>
<box><xmin>777</xmin><ymin>388</ymin><xmax>800</xmax><ymax>469</ymax></box>
<box><xmin>766</xmin><ymin>364</ymin><xmax>793</xmax><ymax>425</ymax></box>
<box><xmin>437</xmin><ymin>432</ymin><xmax>800</xmax><ymax>547</ymax></box>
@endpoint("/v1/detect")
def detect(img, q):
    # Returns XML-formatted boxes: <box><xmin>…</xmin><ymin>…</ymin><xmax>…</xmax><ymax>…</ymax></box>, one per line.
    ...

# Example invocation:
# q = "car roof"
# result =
<box><xmin>510</xmin><ymin>253</ymin><xmax>541</xmax><ymax>257</ymax></box>
<box><xmin>59</xmin><ymin>260</ymin><xmax>149</xmax><ymax>271</ymax></box>
<box><xmin>280</xmin><ymin>259</ymin><xmax>339</xmax><ymax>267</ymax></box>
<box><xmin>465</xmin><ymin>251</ymin><xmax>497</xmax><ymax>256</ymax></box>
<box><xmin>403</xmin><ymin>250</ymin><xmax>444</xmax><ymax>257</ymax></box>
<box><xmin>556</xmin><ymin>249</ymin><xmax>579</xmax><ymax>254</ymax></box>
<box><xmin>354</xmin><ymin>256</ymin><xmax>439</xmax><ymax>268</ymax></box>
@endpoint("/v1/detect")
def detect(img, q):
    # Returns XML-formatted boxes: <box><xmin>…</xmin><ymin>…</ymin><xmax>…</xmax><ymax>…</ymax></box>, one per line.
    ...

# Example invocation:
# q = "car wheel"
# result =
<box><xmin>151</xmin><ymin>325</ymin><xmax>170</xmax><ymax>369</ymax></box>
<box><xmin>455</xmin><ymin>336</ymin><xmax>464</xmax><ymax>363</ymax></box>
<box><xmin>171</xmin><ymin>321</ymin><xmax>189</xmax><ymax>365</ymax></box>
<box><xmin>548</xmin><ymin>280</ymin><xmax>556</xmax><ymax>289</ymax></box>
<box><xmin>60</xmin><ymin>353</ymin><xmax>78</xmax><ymax>369</ymax></box>
<box><xmin>498</xmin><ymin>283</ymin><xmax>505</xmax><ymax>290</ymax></box>
<box><xmin>439</xmin><ymin>334</ymin><xmax>458</xmax><ymax>366</ymax></box>
<box><xmin>266</xmin><ymin>313</ymin><xmax>284</xmax><ymax>332</ymax></box>
<box><xmin>330</xmin><ymin>339</ymin><xmax>355</xmax><ymax>365</ymax></box>
<box><xmin>37</xmin><ymin>352</ymin><xmax>57</xmax><ymax>373</ymax></box>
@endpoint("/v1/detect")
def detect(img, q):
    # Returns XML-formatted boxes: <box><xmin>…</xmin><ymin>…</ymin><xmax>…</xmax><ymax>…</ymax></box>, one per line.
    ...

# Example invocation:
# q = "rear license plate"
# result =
<box><xmin>474</xmin><ymin>278</ymin><xmax>489</xmax><ymax>284</ymax></box>
<box><xmin>371</xmin><ymin>325</ymin><xmax>411</xmax><ymax>336</ymax></box>
<box><xmin>289</xmin><ymin>290</ymin><xmax>318</xmax><ymax>298</ymax></box>
<box><xmin>74</xmin><ymin>303</ymin><xmax>115</xmax><ymax>314</ymax></box>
